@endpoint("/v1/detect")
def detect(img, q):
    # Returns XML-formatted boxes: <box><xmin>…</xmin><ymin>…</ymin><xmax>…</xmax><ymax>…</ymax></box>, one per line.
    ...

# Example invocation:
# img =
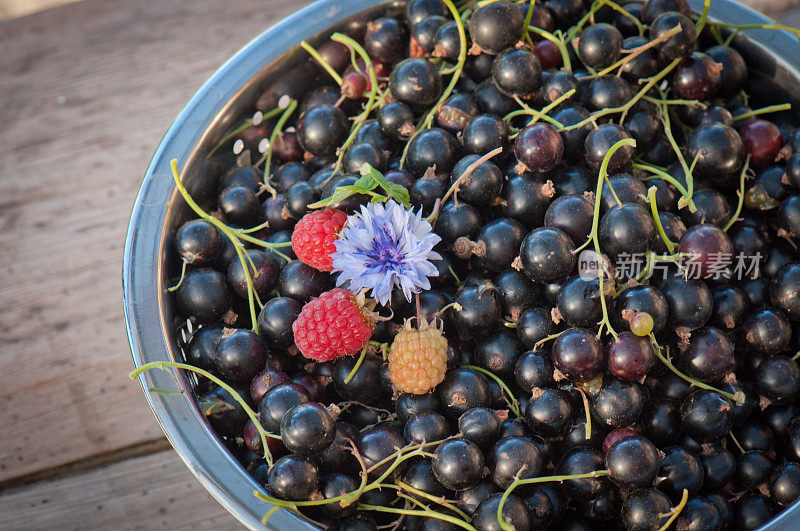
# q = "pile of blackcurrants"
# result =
<box><xmin>135</xmin><ymin>0</ymin><xmax>800</xmax><ymax>528</ymax></box>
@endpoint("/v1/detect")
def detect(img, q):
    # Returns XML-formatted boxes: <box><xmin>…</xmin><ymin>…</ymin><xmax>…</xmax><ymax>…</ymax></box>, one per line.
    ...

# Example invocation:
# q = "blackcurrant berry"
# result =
<box><xmin>468</xmin><ymin>1</ymin><xmax>524</xmax><ymax>55</ymax></box>
<box><xmin>604</xmin><ymin>435</ymin><xmax>660</xmax><ymax>488</ymax></box>
<box><xmin>514</xmin><ymin>123</ymin><xmax>564</xmax><ymax>173</ymax></box>
<box><xmin>177</xmin><ymin>268</ymin><xmax>232</xmax><ymax>323</ymax></box>
<box><xmin>389</xmin><ymin>58</ymin><xmax>442</xmax><ymax>106</ymax></box>
<box><xmin>267</xmin><ymin>454</ymin><xmax>319</xmax><ymax>501</ymax></box>
<box><xmin>297</xmin><ymin>104</ymin><xmax>349</xmax><ymax>157</ymax></box>
<box><xmin>578</xmin><ymin>23</ymin><xmax>623</xmax><ymax>70</ymax></box>
<box><xmin>519</xmin><ymin>227</ymin><xmax>576</xmax><ymax>284</ymax></box>
<box><xmin>176</xmin><ymin>219</ymin><xmax>222</xmax><ymax>265</ymax></box>
<box><xmin>432</xmin><ymin>437</ymin><xmax>485</xmax><ymax>490</ymax></box>
<box><xmin>492</xmin><ymin>47</ymin><xmax>542</xmax><ymax>97</ymax></box>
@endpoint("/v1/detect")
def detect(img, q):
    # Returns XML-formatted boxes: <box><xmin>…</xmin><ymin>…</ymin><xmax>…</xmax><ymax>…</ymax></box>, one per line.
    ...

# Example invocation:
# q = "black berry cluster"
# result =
<box><xmin>131</xmin><ymin>0</ymin><xmax>800</xmax><ymax>529</ymax></box>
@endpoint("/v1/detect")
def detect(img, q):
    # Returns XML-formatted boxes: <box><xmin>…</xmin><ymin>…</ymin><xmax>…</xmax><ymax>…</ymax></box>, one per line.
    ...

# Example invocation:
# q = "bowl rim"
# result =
<box><xmin>123</xmin><ymin>1</ymin><xmax>800</xmax><ymax>529</ymax></box>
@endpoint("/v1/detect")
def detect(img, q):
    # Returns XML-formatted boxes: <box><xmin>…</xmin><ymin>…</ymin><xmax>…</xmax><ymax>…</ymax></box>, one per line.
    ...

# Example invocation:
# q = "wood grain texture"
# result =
<box><xmin>0</xmin><ymin>0</ymin><xmax>311</xmax><ymax>484</ymax></box>
<box><xmin>0</xmin><ymin>450</ymin><xmax>241</xmax><ymax>529</ymax></box>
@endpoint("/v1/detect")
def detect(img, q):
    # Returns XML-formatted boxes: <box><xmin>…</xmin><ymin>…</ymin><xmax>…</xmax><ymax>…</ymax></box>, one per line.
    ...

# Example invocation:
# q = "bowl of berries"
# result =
<box><xmin>124</xmin><ymin>0</ymin><xmax>800</xmax><ymax>529</ymax></box>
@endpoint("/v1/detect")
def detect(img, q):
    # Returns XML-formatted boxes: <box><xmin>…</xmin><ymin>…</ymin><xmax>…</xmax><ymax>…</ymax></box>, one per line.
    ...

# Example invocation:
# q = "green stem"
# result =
<box><xmin>235</xmin><ymin>233</ymin><xmax>292</xmax><ymax>262</ymax></box>
<box><xmin>598</xmin><ymin>0</ymin><xmax>644</xmax><ymax>35</ymax></box>
<box><xmin>170</xmin><ymin>160</ymin><xmax>260</xmax><ymax>331</ymax></box>
<box><xmin>534</xmin><ymin>330</ymin><xmax>567</xmax><ymax>351</ymax></box>
<box><xmin>642</xmin><ymin>95</ymin><xmax>707</xmax><ymax>108</ymax></box>
<box><xmin>522</xmin><ymin>0</ymin><xmax>536</xmax><ymax>45</ymax></box>
<box><xmin>255</xmin><ymin>438</ymin><xmax>369</xmax><ymax>515</ymax></box>
<box><xmin>497</xmin><ymin>471</ymin><xmax>610</xmax><ymax>531</ymax></box>
<box><xmin>729</xmin><ymin>432</ymin><xmax>746</xmax><ymax>453</ymax></box>
<box><xmin>207</xmin><ymin>107</ymin><xmax>284</xmax><ymax>158</ymax></box>
<box><xmin>656</xmin><ymin>100</ymin><xmax>694</xmax><ymax>208</ymax></box>
<box><xmin>358</xmin><ymin>503</ymin><xmax>476</xmax><ymax>531</ymax></box>
<box><xmin>559</xmin><ymin>58</ymin><xmax>681</xmax><ymax>132</ymax></box>
<box><xmin>395</xmin><ymin>480</ymin><xmax>471</xmax><ymax>521</ymax></box>
<box><xmin>300</xmin><ymin>41</ymin><xmax>343</xmax><ymax>85</ymax></box>
<box><xmin>732</xmin><ymin>103</ymin><xmax>792</xmax><ymax>121</ymax></box>
<box><xmin>723</xmin><ymin>156</ymin><xmax>750</xmax><ymax>232</ymax></box>
<box><xmin>344</xmin><ymin>343</ymin><xmax>369</xmax><ymax>384</ymax></box>
<box><xmin>166</xmin><ymin>259</ymin><xmax>188</xmax><ymax>292</ymax></box>
<box><xmin>648</xmin><ymin>333</ymin><xmax>744</xmax><ymax>405</ymax></box>
<box><xmin>401</xmin><ymin>0</ymin><xmax>467</xmax><ymax>169</ymax></box>
<box><xmin>695</xmin><ymin>0</ymin><xmax>711</xmax><ymax>35</ymax></box>
<box><xmin>462</xmin><ymin>365</ymin><xmax>520</xmax><ymax>417</ymax></box>
<box><xmin>633</xmin><ymin>162</ymin><xmax>697</xmax><ymax>213</ymax></box>
<box><xmin>329</xmin><ymin>33</ymin><xmax>381</xmax><ymax>177</ymax></box>
<box><xmin>578</xmin><ymin>388</ymin><xmax>592</xmax><ymax>440</ymax></box>
<box><xmin>259</xmin><ymin>99</ymin><xmax>298</xmax><ymax>193</ymax></box>
<box><xmin>528</xmin><ymin>26</ymin><xmax>571</xmax><ymax>71</ymax></box>
<box><xmin>647</xmin><ymin>186</ymin><xmax>676</xmax><ymax>254</ymax></box>
<box><xmin>506</xmin><ymin>89</ymin><xmax>575</xmax><ymax>131</ymax></box>
<box><xmin>657</xmin><ymin>489</ymin><xmax>689</xmax><ymax>531</ymax></box>
<box><xmin>130</xmin><ymin>361</ymin><xmax>276</xmax><ymax>465</ymax></box>
<box><xmin>711</xmin><ymin>21</ymin><xmax>800</xmax><ymax>48</ymax></box>
<box><xmin>589</xmin><ymin>139</ymin><xmax>636</xmax><ymax>341</ymax></box>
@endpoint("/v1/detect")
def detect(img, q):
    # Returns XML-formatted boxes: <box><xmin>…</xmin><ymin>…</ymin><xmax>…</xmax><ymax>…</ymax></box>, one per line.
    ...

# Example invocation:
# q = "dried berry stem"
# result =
<box><xmin>590</xmin><ymin>24</ymin><xmax>681</xmax><ymax>78</ymax></box>
<box><xmin>428</xmin><ymin>147</ymin><xmax>503</xmax><ymax>224</ymax></box>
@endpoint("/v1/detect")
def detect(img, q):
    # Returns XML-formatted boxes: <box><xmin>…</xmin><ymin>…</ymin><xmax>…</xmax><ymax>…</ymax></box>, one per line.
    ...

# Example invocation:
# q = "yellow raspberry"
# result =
<box><xmin>388</xmin><ymin>319</ymin><xmax>448</xmax><ymax>395</ymax></box>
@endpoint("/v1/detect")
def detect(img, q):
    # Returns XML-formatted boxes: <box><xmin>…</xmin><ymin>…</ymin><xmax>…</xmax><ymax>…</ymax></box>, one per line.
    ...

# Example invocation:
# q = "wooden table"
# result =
<box><xmin>0</xmin><ymin>0</ymin><xmax>797</xmax><ymax>528</ymax></box>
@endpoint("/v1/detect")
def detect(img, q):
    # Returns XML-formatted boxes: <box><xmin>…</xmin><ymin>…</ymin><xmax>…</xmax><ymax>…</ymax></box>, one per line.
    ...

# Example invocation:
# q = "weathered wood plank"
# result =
<box><xmin>0</xmin><ymin>0</ymin><xmax>312</xmax><ymax>483</ymax></box>
<box><xmin>0</xmin><ymin>449</ymin><xmax>242</xmax><ymax>530</ymax></box>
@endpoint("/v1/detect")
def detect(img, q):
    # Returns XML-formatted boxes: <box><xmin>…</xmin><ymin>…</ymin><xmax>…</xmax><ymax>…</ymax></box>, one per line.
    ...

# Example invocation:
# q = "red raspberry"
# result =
<box><xmin>292</xmin><ymin>289</ymin><xmax>374</xmax><ymax>362</ymax></box>
<box><xmin>388</xmin><ymin>320</ymin><xmax>448</xmax><ymax>395</ymax></box>
<box><xmin>291</xmin><ymin>208</ymin><xmax>347</xmax><ymax>271</ymax></box>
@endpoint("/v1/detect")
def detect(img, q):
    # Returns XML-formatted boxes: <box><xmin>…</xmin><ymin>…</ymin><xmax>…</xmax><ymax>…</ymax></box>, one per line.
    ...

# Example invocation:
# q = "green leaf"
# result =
<box><xmin>369</xmin><ymin>193</ymin><xmax>389</xmax><ymax>203</ymax></box>
<box><xmin>308</xmin><ymin>186</ymin><xmax>358</xmax><ymax>209</ymax></box>
<box><xmin>309</xmin><ymin>165</ymin><xmax>411</xmax><ymax>209</ymax></box>
<box><xmin>198</xmin><ymin>397</ymin><xmax>236</xmax><ymax>416</ymax></box>
<box><xmin>360</xmin><ymin>163</ymin><xmax>411</xmax><ymax>206</ymax></box>
<box><xmin>353</xmin><ymin>172</ymin><xmax>379</xmax><ymax>191</ymax></box>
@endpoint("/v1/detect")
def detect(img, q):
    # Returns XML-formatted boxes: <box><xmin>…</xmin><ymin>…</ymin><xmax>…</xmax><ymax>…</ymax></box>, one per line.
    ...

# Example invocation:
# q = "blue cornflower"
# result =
<box><xmin>331</xmin><ymin>200</ymin><xmax>442</xmax><ymax>306</ymax></box>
